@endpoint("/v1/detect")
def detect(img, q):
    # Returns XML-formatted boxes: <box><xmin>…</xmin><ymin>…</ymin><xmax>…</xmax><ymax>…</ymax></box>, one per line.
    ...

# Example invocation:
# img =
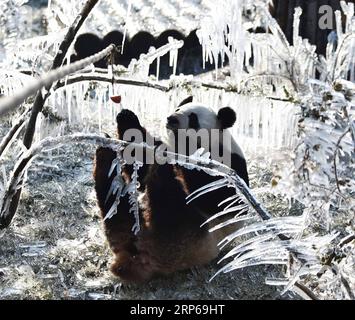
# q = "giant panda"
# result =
<box><xmin>93</xmin><ymin>97</ymin><xmax>249</xmax><ymax>283</ymax></box>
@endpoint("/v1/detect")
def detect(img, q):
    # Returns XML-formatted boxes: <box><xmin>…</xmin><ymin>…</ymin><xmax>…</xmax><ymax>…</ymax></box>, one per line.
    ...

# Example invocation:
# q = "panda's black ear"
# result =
<box><xmin>217</xmin><ymin>107</ymin><xmax>236</xmax><ymax>129</ymax></box>
<box><xmin>177</xmin><ymin>96</ymin><xmax>193</xmax><ymax>107</ymax></box>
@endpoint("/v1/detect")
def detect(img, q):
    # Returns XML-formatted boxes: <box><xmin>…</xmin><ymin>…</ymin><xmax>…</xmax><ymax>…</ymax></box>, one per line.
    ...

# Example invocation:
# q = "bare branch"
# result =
<box><xmin>0</xmin><ymin>108</ymin><xmax>30</xmax><ymax>157</ymax></box>
<box><xmin>50</xmin><ymin>0</ymin><xmax>100</xmax><ymax>71</ymax></box>
<box><xmin>293</xmin><ymin>282</ymin><xmax>320</xmax><ymax>300</ymax></box>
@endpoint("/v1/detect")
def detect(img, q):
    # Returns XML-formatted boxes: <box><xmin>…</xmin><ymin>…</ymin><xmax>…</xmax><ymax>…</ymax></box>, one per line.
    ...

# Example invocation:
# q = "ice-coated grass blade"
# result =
<box><xmin>200</xmin><ymin>203</ymin><xmax>249</xmax><ymax>228</ymax></box>
<box><xmin>208</xmin><ymin>214</ymin><xmax>254</xmax><ymax>233</ymax></box>
<box><xmin>186</xmin><ymin>178</ymin><xmax>228</xmax><ymax>204</ymax></box>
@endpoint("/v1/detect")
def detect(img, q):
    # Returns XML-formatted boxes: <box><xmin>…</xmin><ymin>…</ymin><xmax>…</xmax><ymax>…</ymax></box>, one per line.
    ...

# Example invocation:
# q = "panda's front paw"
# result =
<box><xmin>116</xmin><ymin>109</ymin><xmax>142</xmax><ymax>138</ymax></box>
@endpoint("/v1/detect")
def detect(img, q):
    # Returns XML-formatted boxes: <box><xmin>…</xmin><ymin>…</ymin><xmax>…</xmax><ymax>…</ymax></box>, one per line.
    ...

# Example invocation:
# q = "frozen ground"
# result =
<box><xmin>0</xmin><ymin>124</ymin><xmax>298</xmax><ymax>300</ymax></box>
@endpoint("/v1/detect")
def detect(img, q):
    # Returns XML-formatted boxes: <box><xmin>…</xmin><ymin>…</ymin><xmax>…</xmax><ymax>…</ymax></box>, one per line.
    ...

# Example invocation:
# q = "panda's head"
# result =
<box><xmin>166</xmin><ymin>96</ymin><xmax>236</xmax><ymax>132</ymax></box>
<box><xmin>164</xmin><ymin>97</ymin><xmax>242</xmax><ymax>161</ymax></box>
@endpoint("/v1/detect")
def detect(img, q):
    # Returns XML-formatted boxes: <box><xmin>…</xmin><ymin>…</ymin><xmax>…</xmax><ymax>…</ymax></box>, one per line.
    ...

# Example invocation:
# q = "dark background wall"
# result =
<box><xmin>27</xmin><ymin>0</ymin><xmax>48</xmax><ymax>8</ymax></box>
<box><xmin>271</xmin><ymin>0</ymin><xmax>348</xmax><ymax>55</ymax></box>
<box><xmin>29</xmin><ymin>0</ymin><xmax>350</xmax><ymax>56</ymax></box>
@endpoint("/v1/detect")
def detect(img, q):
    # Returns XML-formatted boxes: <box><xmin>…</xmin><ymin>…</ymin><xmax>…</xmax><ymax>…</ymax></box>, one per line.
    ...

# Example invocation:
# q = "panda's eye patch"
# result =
<box><xmin>188</xmin><ymin>112</ymin><xmax>200</xmax><ymax>130</ymax></box>
<box><xmin>167</xmin><ymin>115</ymin><xmax>179</xmax><ymax>129</ymax></box>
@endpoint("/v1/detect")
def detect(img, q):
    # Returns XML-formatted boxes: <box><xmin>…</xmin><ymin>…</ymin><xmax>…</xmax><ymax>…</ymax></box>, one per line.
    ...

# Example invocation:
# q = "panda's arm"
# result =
<box><xmin>93</xmin><ymin>146</ymin><xmax>117</xmax><ymax>216</ymax></box>
<box><xmin>116</xmin><ymin>109</ymin><xmax>159</xmax><ymax>188</ymax></box>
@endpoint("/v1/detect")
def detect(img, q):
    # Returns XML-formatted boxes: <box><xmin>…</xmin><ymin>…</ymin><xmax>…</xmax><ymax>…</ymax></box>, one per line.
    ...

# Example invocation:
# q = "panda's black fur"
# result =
<box><xmin>93</xmin><ymin>97</ymin><xmax>249</xmax><ymax>282</ymax></box>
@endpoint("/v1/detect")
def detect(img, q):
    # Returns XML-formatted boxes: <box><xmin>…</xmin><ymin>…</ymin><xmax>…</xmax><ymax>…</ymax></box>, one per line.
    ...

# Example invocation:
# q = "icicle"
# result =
<box><xmin>97</xmin><ymin>90</ymin><xmax>103</xmax><ymax>132</ymax></box>
<box><xmin>128</xmin><ymin>161</ymin><xmax>143</xmax><ymax>235</ymax></box>
<box><xmin>335</xmin><ymin>10</ymin><xmax>343</xmax><ymax>40</ymax></box>
<box><xmin>156</xmin><ymin>56</ymin><xmax>160</xmax><ymax>79</ymax></box>
<box><xmin>341</xmin><ymin>1</ymin><xmax>354</xmax><ymax>33</ymax></box>
<box><xmin>201</xmin><ymin>36</ymin><xmax>206</xmax><ymax>70</ymax></box>
<box><xmin>128</xmin><ymin>39</ymin><xmax>183</xmax><ymax>80</ymax></box>
<box><xmin>121</xmin><ymin>0</ymin><xmax>132</xmax><ymax>54</ymax></box>
<box><xmin>292</xmin><ymin>7</ymin><xmax>302</xmax><ymax>49</ymax></box>
<box><xmin>66</xmin><ymin>80</ymin><xmax>72</xmax><ymax>124</ymax></box>
<box><xmin>166</xmin><ymin>37</ymin><xmax>178</xmax><ymax>77</ymax></box>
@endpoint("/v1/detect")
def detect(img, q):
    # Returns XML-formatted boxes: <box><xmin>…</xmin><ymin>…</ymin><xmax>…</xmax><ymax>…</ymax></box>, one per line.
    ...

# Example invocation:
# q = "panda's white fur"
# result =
<box><xmin>163</xmin><ymin>102</ymin><xmax>245</xmax><ymax>161</ymax></box>
<box><xmin>172</xmin><ymin>103</ymin><xmax>218</xmax><ymax>130</ymax></box>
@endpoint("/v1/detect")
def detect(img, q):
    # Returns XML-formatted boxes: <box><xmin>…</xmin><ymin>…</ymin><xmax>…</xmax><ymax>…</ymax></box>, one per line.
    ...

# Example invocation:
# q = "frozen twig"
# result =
<box><xmin>128</xmin><ymin>38</ymin><xmax>184</xmax><ymax>69</ymax></box>
<box><xmin>293</xmin><ymin>282</ymin><xmax>320</xmax><ymax>300</ymax></box>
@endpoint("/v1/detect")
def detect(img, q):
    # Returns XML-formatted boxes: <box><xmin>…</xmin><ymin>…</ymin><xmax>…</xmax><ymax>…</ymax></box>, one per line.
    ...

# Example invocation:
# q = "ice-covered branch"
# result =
<box><xmin>0</xmin><ymin>133</ymin><xmax>292</xmax><ymax>247</ymax></box>
<box><xmin>53</xmin><ymin>74</ymin><xmax>170</xmax><ymax>92</ymax></box>
<box><xmin>331</xmin><ymin>32</ymin><xmax>355</xmax><ymax>82</ymax></box>
<box><xmin>128</xmin><ymin>38</ymin><xmax>184</xmax><ymax>70</ymax></box>
<box><xmin>0</xmin><ymin>0</ymin><xmax>100</xmax><ymax>117</ymax></box>
<box><xmin>0</xmin><ymin>45</ymin><xmax>115</xmax><ymax>117</ymax></box>
<box><xmin>52</xmin><ymin>73</ymin><xmax>295</xmax><ymax>103</ymax></box>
